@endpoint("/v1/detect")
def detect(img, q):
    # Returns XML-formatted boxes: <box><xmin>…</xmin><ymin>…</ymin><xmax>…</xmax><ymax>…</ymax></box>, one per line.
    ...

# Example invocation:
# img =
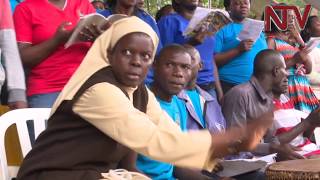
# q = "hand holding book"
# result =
<box><xmin>237</xmin><ymin>18</ymin><xmax>264</xmax><ymax>43</ymax></box>
<box><xmin>64</xmin><ymin>13</ymin><xmax>127</xmax><ymax>48</ymax></box>
<box><xmin>184</xmin><ymin>7</ymin><xmax>232</xmax><ymax>38</ymax></box>
<box><xmin>53</xmin><ymin>22</ymin><xmax>74</xmax><ymax>44</ymax></box>
<box><xmin>78</xmin><ymin>21</ymin><xmax>110</xmax><ymax>42</ymax></box>
<box><xmin>237</xmin><ymin>39</ymin><xmax>254</xmax><ymax>52</ymax></box>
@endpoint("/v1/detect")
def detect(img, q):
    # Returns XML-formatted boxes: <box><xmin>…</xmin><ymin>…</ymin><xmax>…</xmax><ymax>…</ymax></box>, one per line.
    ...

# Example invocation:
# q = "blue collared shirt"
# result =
<box><xmin>178</xmin><ymin>85</ymin><xmax>226</xmax><ymax>133</ymax></box>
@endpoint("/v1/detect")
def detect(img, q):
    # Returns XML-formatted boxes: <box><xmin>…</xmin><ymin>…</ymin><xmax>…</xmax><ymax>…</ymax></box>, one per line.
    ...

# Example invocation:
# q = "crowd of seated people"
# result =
<box><xmin>1</xmin><ymin>0</ymin><xmax>320</xmax><ymax>179</ymax></box>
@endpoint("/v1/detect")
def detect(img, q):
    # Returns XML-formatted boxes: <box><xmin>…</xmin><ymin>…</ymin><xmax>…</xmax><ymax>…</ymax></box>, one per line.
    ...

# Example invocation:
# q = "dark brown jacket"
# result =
<box><xmin>17</xmin><ymin>67</ymin><xmax>148</xmax><ymax>180</ymax></box>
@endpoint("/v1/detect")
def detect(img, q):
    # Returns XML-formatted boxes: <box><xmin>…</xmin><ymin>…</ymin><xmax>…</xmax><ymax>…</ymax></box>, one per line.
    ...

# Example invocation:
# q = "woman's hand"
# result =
<box><xmin>8</xmin><ymin>101</ymin><xmax>28</xmax><ymax>110</ymax></box>
<box><xmin>79</xmin><ymin>21</ymin><xmax>112</xmax><ymax>42</ymax></box>
<box><xmin>237</xmin><ymin>39</ymin><xmax>254</xmax><ymax>53</ymax></box>
<box><xmin>53</xmin><ymin>22</ymin><xmax>74</xmax><ymax>44</ymax></box>
<box><xmin>292</xmin><ymin>50</ymin><xmax>310</xmax><ymax>63</ymax></box>
<box><xmin>288</xmin><ymin>23</ymin><xmax>305</xmax><ymax>47</ymax></box>
<box><xmin>210</xmin><ymin>111</ymin><xmax>274</xmax><ymax>158</ymax></box>
<box><xmin>188</xmin><ymin>24</ymin><xmax>212</xmax><ymax>46</ymax></box>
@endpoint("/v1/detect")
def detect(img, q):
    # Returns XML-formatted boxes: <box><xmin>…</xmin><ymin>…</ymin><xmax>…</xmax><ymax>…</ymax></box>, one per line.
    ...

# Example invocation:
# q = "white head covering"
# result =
<box><xmin>51</xmin><ymin>16</ymin><xmax>159</xmax><ymax>113</ymax></box>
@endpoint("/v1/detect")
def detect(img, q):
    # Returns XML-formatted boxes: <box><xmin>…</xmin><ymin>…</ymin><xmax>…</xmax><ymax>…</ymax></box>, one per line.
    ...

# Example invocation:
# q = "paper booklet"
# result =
<box><xmin>215</xmin><ymin>153</ymin><xmax>276</xmax><ymax>177</ymax></box>
<box><xmin>305</xmin><ymin>37</ymin><xmax>320</xmax><ymax>53</ymax></box>
<box><xmin>65</xmin><ymin>13</ymin><xmax>127</xmax><ymax>48</ymax></box>
<box><xmin>237</xmin><ymin>18</ymin><xmax>264</xmax><ymax>43</ymax></box>
<box><xmin>183</xmin><ymin>7</ymin><xmax>232</xmax><ymax>37</ymax></box>
<box><xmin>216</xmin><ymin>160</ymin><xmax>267</xmax><ymax>177</ymax></box>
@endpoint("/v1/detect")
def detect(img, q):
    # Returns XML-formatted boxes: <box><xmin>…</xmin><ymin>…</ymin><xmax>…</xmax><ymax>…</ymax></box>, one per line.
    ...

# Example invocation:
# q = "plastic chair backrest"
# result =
<box><xmin>0</xmin><ymin>108</ymin><xmax>50</xmax><ymax>180</ymax></box>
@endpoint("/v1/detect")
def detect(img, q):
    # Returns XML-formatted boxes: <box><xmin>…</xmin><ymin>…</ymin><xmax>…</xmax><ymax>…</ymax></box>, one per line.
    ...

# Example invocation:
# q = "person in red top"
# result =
<box><xmin>13</xmin><ymin>0</ymin><xmax>95</xmax><ymax>108</ymax></box>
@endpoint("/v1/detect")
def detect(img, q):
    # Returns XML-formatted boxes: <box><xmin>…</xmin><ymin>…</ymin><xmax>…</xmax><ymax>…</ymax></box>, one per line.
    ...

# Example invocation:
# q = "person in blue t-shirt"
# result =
<box><xmin>214</xmin><ymin>0</ymin><xmax>267</xmax><ymax>93</ymax></box>
<box><xmin>100</xmin><ymin>0</ymin><xmax>162</xmax><ymax>85</ymax></box>
<box><xmin>9</xmin><ymin>0</ymin><xmax>21</xmax><ymax>12</ymax></box>
<box><xmin>136</xmin><ymin>44</ymin><xmax>213</xmax><ymax>180</ymax></box>
<box><xmin>157</xmin><ymin>0</ymin><xmax>224</xmax><ymax>103</ymax></box>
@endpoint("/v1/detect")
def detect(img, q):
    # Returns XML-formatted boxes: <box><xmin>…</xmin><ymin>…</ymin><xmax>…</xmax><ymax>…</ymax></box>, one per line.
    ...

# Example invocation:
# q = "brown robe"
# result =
<box><xmin>17</xmin><ymin>67</ymin><xmax>148</xmax><ymax>180</ymax></box>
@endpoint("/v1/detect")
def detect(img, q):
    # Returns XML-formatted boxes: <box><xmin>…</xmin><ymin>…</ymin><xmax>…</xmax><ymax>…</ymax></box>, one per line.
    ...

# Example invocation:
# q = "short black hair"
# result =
<box><xmin>171</xmin><ymin>0</ymin><xmax>179</xmax><ymax>13</ymax></box>
<box><xmin>254</xmin><ymin>49</ymin><xmax>283</xmax><ymax>77</ymax></box>
<box><xmin>155</xmin><ymin>4</ymin><xmax>173</xmax><ymax>22</ymax></box>
<box><xmin>154</xmin><ymin>44</ymin><xmax>189</xmax><ymax>64</ymax></box>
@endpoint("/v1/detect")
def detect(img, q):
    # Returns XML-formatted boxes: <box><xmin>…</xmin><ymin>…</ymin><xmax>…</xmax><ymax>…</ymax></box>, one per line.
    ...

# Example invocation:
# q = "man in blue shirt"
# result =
<box><xmin>157</xmin><ymin>0</ymin><xmax>223</xmax><ymax>103</ymax></box>
<box><xmin>136</xmin><ymin>44</ymin><xmax>213</xmax><ymax>180</ymax></box>
<box><xmin>214</xmin><ymin>0</ymin><xmax>267</xmax><ymax>93</ymax></box>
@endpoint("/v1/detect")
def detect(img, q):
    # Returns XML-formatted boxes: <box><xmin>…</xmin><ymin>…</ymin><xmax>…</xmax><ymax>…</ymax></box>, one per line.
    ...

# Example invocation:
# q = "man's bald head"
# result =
<box><xmin>253</xmin><ymin>49</ymin><xmax>288</xmax><ymax>95</ymax></box>
<box><xmin>253</xmin><ymin>49</ymin><xmax>285</xmax><ymax>78</ymax></box>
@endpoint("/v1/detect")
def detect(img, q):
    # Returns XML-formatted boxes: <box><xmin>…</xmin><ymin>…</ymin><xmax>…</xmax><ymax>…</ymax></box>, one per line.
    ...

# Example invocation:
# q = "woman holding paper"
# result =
<box><xmin>13</xmin><ymin>0</ymin><xmax>95</xmax><ymax>108</ymax></box>
<box><xmin>214</xmin><ymin>0</ymin><xmax>267</xmax><ymax>93</ymax></box>
<box><xmin>267</xmin><ymin>10</ymin><xmax>319</xmax><ymax>113</ymax></box>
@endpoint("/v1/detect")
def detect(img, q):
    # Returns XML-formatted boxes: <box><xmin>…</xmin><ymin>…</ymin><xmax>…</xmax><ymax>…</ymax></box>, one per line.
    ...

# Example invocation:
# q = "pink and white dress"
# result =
<box><xmin>273</xmin><ymin>94</ymin><xmax>320</xmax><ymax>157</ymax></box>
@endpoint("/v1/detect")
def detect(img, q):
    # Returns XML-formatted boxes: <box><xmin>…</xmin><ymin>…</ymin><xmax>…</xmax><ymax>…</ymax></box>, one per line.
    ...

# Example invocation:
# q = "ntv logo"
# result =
<box><xmin>264</xmin><ymin>4</ymin><xmax>312</xmax><ymax>31</ymax></box>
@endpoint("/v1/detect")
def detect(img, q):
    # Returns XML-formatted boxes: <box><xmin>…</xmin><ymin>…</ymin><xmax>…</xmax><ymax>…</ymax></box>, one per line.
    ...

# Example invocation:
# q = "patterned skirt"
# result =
<box><xmin>288</xmin><ymin>75</ymin><xmax>320</xmax><ymax>113</ymax></box>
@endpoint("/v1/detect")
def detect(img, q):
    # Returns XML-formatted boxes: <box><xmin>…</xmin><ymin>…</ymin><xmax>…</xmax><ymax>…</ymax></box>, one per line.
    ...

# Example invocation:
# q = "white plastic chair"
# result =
<box><xmin>0</xmin><ymin>108</ymin><xmax>51</xmax><ymax>180</ymax></box>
